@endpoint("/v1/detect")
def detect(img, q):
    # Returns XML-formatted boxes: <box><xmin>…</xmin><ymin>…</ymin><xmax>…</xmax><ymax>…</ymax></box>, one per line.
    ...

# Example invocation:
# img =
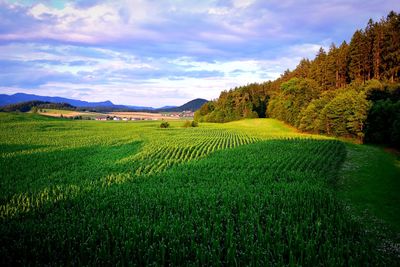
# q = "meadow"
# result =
<box><xmin>0</xmin><ymin>113</ymin><xmax>399</xmax><ymax>266</ymax></box>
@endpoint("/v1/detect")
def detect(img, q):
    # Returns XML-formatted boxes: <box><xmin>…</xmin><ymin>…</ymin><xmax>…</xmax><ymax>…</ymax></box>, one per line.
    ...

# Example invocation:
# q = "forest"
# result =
<box><xmin>195</xmin><ymin>11</ymin><xmax>400</xmax><ymax>148</ymax></box>
<box><xmin>0</xmin><ymin>101</ymin><xmax>76</xmax><ymax>113</ymax></box>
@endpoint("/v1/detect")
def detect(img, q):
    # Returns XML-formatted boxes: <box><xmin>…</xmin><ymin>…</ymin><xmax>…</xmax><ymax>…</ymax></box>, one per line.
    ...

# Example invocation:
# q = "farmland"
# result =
<box><xmin>38</xmin><ymin>108</ymin><xmax>103</xmax><ymax>118</ymax></box>
<box><xmin>38</xmin><ymin>109</ymin><xmax>192</xmax><ymax>120</ymax></box>
<box><xmin>0</xmin><ymin>113</ymin><xmax>399</xmax><ymax>266</ymax></box>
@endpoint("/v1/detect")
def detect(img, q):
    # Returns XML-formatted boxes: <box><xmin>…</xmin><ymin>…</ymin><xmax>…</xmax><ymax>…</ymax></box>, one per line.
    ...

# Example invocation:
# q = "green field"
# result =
<box><xmin>0</xmin><ymin>113</ymin><xmax>399</xmax><ymax>266</ymax></box>
<box><xmin>39</xmin><ymin>108</ymin><xmax>77</xmax><ymax>115</ymax></box>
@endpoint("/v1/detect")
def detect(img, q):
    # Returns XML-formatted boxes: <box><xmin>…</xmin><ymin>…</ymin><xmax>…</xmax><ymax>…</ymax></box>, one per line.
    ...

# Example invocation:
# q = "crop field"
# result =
<box><xmin>37</xmin><ymin>109</ymin><xmax>186</xmax><ymax>120</ymax></box>
<box><xmin>38</xmin><ymin>109</ymin><xmax>103</xmax><ymax>118</ymax></box>
<box><xmin>0</xmin><ymin>113</ymin><xmax>398</xmax><ymax>266</ymax></box>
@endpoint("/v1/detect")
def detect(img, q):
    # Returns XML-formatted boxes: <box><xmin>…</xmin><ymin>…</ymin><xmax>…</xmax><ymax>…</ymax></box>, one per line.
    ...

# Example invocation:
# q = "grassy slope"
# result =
<box><xmin>338</xmin><ymin>144</ymin><xmax>400</xmax><ymax>233</ymax></box>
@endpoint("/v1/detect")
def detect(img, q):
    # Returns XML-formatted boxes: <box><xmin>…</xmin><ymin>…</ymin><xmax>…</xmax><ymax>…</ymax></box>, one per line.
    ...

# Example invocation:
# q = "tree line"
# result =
<box><xmin>195</xmin><ymin>11</ymin><xmax>400</xmax><ymax>148</ymax></box>
<box><xmin>0</xmin><ymin>101</ymin><xmax>76</xmax><ymax>113</ymax></box>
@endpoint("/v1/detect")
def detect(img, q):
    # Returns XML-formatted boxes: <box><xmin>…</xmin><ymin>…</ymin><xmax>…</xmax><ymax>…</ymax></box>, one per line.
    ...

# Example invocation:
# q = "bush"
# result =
<box><xmin>183</xmin><ymin>120</ymin><xmax>199</xmax><ymax>128</ymax></box>
<box><xmin>160</xmin><ymin>121</ymin><xmax>170</xmax><ymax>128</ymax></box>
<box><xmin>183</xmin><ymin>120</ymin><xmax>191</xmax><ymax>128</ymax></box>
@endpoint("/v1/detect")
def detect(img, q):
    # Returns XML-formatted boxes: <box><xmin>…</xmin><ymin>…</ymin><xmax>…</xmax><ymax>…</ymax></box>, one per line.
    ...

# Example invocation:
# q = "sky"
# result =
<box><xmin>0</xmin><ymin>0</ymin><xmax>398</xmax><ymax>107</ymax></box>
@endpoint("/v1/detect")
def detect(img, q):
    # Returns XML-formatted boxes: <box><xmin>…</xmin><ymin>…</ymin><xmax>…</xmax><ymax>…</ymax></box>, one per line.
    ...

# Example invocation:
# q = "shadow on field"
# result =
<box><xmin>0</xmin><ymin>141</ymin><xmax>143</xmax><ymax>200</ymax></box>
<box><xmin>0</xmin><ymin>143</ymin><xmax>49</xmax><ymax>154</ymax></box>
<box><xmin>4</xmin><ymin>139</ymin><xmax>391</xmax><ymax>267</ymax></box>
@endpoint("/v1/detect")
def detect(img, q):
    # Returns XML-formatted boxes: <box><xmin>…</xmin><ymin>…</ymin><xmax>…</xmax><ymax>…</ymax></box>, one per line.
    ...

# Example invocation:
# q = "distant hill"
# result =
<box><xmin>0</xmin><ymin>93</ymin><xmax>117</xmax><ymax>108</ymax></box>
<box><xmin>158</xmin><ymin>105</ymin><xmax>177</xmax><ymax>110</ymax></box>
<box><xmin>161</xmin><ymin>98</ymin><xmax>208</xmax><ymax>112</ymax></box>
<box><xmin>0</xmin><ymin>93</ymin><xmax>154</xmax><ymax>110</ymax></box>
<box><xmin>0</xmin><ymin>93</ymin><xmax>208</xmax><ymax>112</ymax></box>
<box><xmin>0</xmin><ymin>101</ymin><xmax>75</xmax><ymax>112</ymax></box>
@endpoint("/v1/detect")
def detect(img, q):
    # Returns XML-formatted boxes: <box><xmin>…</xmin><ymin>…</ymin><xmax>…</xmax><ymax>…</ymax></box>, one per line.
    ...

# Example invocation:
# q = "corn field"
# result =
<box><xmin>0</xmin><ymin>113</ymin><xmax>393</xmax><ymax>266</ymax></box>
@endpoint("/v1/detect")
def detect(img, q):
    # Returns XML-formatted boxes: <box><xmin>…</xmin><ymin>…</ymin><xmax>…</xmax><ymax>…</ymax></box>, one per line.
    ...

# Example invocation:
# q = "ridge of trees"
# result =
<box><xmin>0</xmin><ymin>101</ymin><xmax>76</xmax><ymax>113</ymax></box>
<box><xmin>195</xmin><ymin>11</ymin><xmax>400</xmax><ymax>148</ymax></box>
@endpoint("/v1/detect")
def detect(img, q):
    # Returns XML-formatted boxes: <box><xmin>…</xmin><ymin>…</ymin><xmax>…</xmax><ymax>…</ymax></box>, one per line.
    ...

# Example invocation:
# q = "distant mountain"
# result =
<box><xmin>125</xmin><ymin>105</ymin><xmax>156</xmax><ymax>110</ymax></box>
<box><xmin>161</xmin><ymin>98</ymin><xmax>208</xmax><ymax>112</ymax></box>
<box><xmin>0</xmin><ymin>93</ymin><xmax>152</xmax><ymax>110</ymax></box>
<box><xmin>158</xmin><ymin>105</ymin><xmax>177</xmax><ymax>110</ymax></box>
<box><xmin>0</xmin><ymin>93</ymin><xmax>208</xmax><ymax>112</ymax></box>
<box><xmin>0</xmin><ymin>93</ymin><xmax>114</xmax><ymax>108</ymax></box>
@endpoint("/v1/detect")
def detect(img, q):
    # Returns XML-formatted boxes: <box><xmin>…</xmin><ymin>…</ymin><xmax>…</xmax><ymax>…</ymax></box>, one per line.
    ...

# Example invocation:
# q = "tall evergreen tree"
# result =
<box><xmin>310</xmin><ymin>47</ymin><xmax>328</xmax><ymax>89</ymax></box>
<box><xmin>372</xmin><ymin>20</ymin><xmax>384</xmax><ymax>80</ymax></box>
<box><xmin>337</xmin><ymin>41</ymin><xmax>349</xmax><ymax>87</ymax></box>
<box><xmin>363</xmin><ymin>19</ymin><xmax>375</xmax><ymax>81</ymax></box>
<box><xmin>381</xmin><ymin>11</ymin><xmax>400</xmax><ymax>82</ymax></box>
<box><xmin>348</xmin><ymin>30</ymin><xmax>364</xmax><ymax>82</ymax></box>
<box><xmin>327</xmin><ymin>43</ymin><xmax>339</xmax><ymax>88</ymax></box>
<box><xmin>293</xmin><ymin>58</ymin><xmax>311</xmax><ymax>78</ymax></box>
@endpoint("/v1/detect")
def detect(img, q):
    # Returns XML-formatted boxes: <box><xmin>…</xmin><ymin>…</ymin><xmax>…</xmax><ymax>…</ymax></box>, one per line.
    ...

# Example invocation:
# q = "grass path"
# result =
<box><xmin>338</xmin><ymin>144</ymin><xmax>400</xmax><ymax>232</ymax></box>
<box><xmin>337</xmin><ymin>143</ymin><xmax>400</xmax><ymax>259</ymax></box>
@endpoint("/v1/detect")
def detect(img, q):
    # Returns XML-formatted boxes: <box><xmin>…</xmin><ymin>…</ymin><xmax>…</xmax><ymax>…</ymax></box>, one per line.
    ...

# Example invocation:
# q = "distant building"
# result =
<box><xmin>180</xmin><ymin>110</ymin><xmax>194</xmax><ymax>117</ymax></box>
<box><xmin>95</xmin><ymin>117</ymin><xmax>107</xmax><ymax>121</ymax></box>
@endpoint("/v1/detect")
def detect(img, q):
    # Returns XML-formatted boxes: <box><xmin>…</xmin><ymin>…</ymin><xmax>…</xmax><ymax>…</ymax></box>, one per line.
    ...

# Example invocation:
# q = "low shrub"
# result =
<box><xmin>160</xmin><ymin>121</ymin><xmax>170</xmax><ymax>128</ymax></box>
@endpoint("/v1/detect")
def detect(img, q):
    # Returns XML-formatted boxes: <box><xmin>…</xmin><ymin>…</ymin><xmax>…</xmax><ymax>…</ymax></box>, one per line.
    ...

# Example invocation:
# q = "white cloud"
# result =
<box><xmin>0</xmin><ymin>1</ymin><xmax>163</xmax><ymax>44</ymax></box>
<box><xmin>287</xmin><ymin>43</ymin><xmax>327</xmax><ymax>59</ymax></box>
<box><xmin>232</xmin><ymin>0</ymin><xmax>255</xmax><ymax>9</ymax></box>
<box><xmin>208</xmin><ymin>7</ymin><xmax>230</xmax><ymax>15</ymax></box>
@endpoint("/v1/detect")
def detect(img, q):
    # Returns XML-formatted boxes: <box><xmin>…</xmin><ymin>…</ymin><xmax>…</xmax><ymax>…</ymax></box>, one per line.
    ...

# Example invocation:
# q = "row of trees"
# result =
<box><xmin>195</xmin><ymin>11</ymin><xmax>400</xmax><ymax>148</ymax></box>
<box><xmin>268</xmin><ymin>79</ymin><xmax>399</xmax><ymax>144</ymax></box>
<box><xmin>285</xmin><ymin>11</ymin><xmax>400</xmax><ymax>88</ymax></box>
<box><xmin>194</xmin><ymin>83</ymin><xmax>269</xmax><ymax>122</ymax></box>
<box><xmin>0</xmin><ymin>101</ymin><xmax>75</xmax><ymax>113</ymax></box>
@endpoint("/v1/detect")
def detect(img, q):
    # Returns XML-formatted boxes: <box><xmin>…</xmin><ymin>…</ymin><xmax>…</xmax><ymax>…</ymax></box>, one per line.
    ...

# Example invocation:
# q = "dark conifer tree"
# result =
<box><xmin>349</xmin><ymin>30</ymin><xmax>364</xmax><ymax>82</ymax></box>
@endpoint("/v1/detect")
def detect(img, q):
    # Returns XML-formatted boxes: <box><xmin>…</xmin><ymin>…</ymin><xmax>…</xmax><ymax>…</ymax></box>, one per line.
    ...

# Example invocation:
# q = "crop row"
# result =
<box><xmin>131</xmin><ymin>129</ymin><xmax>260</xmax><ymax>175</ymax></box>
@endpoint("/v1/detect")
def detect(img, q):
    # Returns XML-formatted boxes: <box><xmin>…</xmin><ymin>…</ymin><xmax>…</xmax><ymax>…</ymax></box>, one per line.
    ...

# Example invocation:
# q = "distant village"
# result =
<box><xmin>94</xmin><ymin>111</ymin><xmax>194</xmax><ymax>121</ymax></box>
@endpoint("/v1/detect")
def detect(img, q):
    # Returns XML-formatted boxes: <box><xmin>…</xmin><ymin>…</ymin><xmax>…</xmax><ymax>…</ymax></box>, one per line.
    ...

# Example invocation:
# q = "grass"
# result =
<box><xmin>338</xmin><ymin>143</ymin><xmax>400</xmax><ymax>232</ymax></box>
<box><xmin>39</xmin><ymin>108</ymin><xmax>76</xmax><ymax>114</ymax></box>
<box><xmin>216</xmin><ymin>118</ymin><xmax>325</xmax><ymax>139</ymax></box>
<box><xmin>0</xmin><ymin>112</ymin><xmax>398</xmax><ymax>266</ymax></box>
